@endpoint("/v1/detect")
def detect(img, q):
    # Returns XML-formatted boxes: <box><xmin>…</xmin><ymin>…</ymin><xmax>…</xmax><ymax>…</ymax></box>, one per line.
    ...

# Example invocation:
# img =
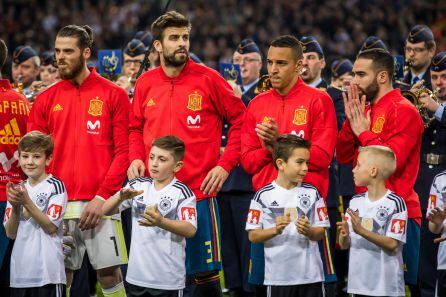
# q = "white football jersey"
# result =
<box><xmin>427</xmin><ymin>171</ymin><xmax>446</xmax><ymax>270</ymax></box>
<box><xmin>120</xmin><ymin>177</ymin><xmax>197</xmax><ymax>290</ymax></box>
<box><xmin>245</xmin><ymin>181</ymin><xmax>330</xmax><ymax>286</ymax></box>
<box><xmin>3</xmin><ymin>175</ymin><xmax>67</xmax><ymax>287</ymax></box>
<box><xmin>346</xmin><ymin>190</ymin><xmax>407</xmax><ymax>297</ymax></box>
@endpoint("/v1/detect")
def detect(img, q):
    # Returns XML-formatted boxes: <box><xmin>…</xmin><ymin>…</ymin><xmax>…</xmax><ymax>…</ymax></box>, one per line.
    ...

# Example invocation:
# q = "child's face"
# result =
<box><xmin>277</xmin><ymin>148</ymin><xmax>309</xmax><ymax>184</ymax></box>
<box><xmin>148</xmin><ymin>146</ymin><xmax>182</xmax><ymax>183</ymax></box>
<box><xmin>18</xmin><ymin>150</ymin><xmax>51</xmax><ymax>180</ymax></box>
<box><xmin>352</xmin><ymin>152</ymin><xmax>372</xmax><ymax>186</ymax></box>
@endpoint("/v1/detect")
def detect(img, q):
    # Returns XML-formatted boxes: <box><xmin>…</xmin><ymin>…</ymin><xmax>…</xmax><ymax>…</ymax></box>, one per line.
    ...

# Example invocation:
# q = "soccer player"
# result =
<box><xmin>28</xmin><ymin>25</ymin><xmax>130</xmax><ymax>297</ymax></box>
<box><xmin>128</xmin><ymin>11</ymin><xmax>245</xmax><ymax>296</ymax></box>
<box><xmin>246</xmin><ymin>134</ymin><xmax>329</xmax><ymax>297</ymax></box>
<box><xmin>103</xmin><ymin>136</ymin><xmax>196</xmax><ymax>297</ymax></box>
<box><xmin>4</xmin><ymin>131</ymin><xmax>67</xmax><ymax>297</ymax></box>
<box><xmin>338</xmin><ymin>146</ymin><xmax>407</xmax><ymax>297</ymax></box>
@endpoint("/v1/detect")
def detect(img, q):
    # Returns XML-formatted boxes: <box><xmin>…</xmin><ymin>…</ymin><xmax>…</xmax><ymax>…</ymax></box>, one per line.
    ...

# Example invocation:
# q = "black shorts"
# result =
<box><xmin>438</xmin><ymin>269</ymin><xmax>446</xmax><ymax>297</ymax></box>
<box><xmin>127</xmin><ymin>282</ymin><xmax>183</xmax><ymax>297</ymax></box>
<box><xmin>267</xmin><ymin>282</ymin><xmax>324</xmax><ymax>297</ymax></box>
<box><xmin>10</xmin><ymin>284</ymin><xmax>65</xmax><ymax>297</ymax></box>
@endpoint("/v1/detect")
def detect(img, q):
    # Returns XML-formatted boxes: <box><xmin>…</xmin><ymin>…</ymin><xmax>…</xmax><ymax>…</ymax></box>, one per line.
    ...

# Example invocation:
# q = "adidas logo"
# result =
<box><xmin>53</xmin><ymin>104</ymin><xmax>63</xmax><ymax>112</ymax></box>
<box><xmin>147</xmin><ymin>98</ymin><xmax>155</xmax><ymax>107</ymax></box>
<box><xmin>0</xmin><ymin>118</ymin><xmax>21</xmax><ymax>145</ymax></box>
<box><xmin>270</xmin><ymin>201</ymin><xmax>279</xmax><ymax>207</ymax></box>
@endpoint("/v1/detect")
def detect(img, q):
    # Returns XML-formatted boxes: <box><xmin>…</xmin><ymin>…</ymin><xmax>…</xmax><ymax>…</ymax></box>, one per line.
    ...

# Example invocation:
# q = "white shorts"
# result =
<box><xmin>64</xmin><ymin>218</ymin><xmax>128</xmax><ymax>270</ymax></box>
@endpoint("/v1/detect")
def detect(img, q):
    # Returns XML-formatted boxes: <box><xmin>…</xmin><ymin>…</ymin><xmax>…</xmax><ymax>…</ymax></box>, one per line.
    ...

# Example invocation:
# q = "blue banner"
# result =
<box><xmin>219</xmin><ymin>62</ymin><xmax>242</xmax><ymax>86</ymax></box>
<box><xmin>98</xmin><ymin>49</ymin><xmax>122</xmax><ymax>76</ymax></box>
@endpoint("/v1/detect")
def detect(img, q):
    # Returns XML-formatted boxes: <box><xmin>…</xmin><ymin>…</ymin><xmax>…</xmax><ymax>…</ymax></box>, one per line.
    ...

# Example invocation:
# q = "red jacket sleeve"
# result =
<box><xmin>307</xmin><ymin>92</ymin><xmax>337</xmax><ymax>171</ymax></box>
<box><xmin>27</xmin><ymin>94</ymin><xmax>50</xmax><ymax>133</ymax></box>
<box><xmin>357</xmin><ymin>107</ymin><xmax>423</xmax><ymax>173</ymax></box>
<box><xmin>128</xmin><ymin>78</ymin><xmax>147</xmax><ymax>163</ymax></box>
<box><xmin>240</xmin><ymin>103</ymin><xmax>273</xmax><ymax>174</ymax></box>
<box><xmin>336</xmin><ymin>119</ymin><xmax>358</xmax><ymax>165</ymax></box>
<box><xmin>213</xmin><ymin>76</ymin><xmax>246</xmax><ymax>173</ymax></box>
<box><xmin>96</xmin><ymin>89</ymin><xmax>130</xmax><ymax>199</ymax></box>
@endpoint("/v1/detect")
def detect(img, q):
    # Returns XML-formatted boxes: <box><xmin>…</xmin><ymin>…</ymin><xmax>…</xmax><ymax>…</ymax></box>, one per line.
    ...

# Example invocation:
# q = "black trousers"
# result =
<box><xmin>266</xmin><ymin>282</ymin><xmax>324</xmax><ymax>297</ymax></box>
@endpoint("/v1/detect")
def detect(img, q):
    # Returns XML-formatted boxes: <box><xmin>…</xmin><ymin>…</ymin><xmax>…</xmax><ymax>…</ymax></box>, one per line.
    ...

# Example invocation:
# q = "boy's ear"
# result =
<box><xmin>370</xmin><ymin>165</ymin><xmax>378</xmax><ymax>178</ymax></box>
<box><xmin>45</xmin><ymin>154</ymin><xmax>53</xmax><ymax>166</ymax></box>
<box><xmin>173</xmin><ymin>160</ymin><xmax>184</xmax><ymax>173</ymax></box>
<box><xmin>276</xmin><ymin>158</ymin><xmax>285</xmax><ymax>170</ymax></box>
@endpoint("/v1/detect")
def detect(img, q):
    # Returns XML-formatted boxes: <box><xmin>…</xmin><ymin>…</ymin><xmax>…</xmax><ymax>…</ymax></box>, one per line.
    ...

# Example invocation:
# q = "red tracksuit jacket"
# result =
<box><xmin>241</xmin><ymin>78</ymin><xmax>337</xmax><ymax>198</ymax></box>
<box><xmin>336</xmin><ymin>89</ymin><xmax>423</xmax><ymax>220</ymax></box>
<box><xmin>129</xmin><ymin>60</ymin><xmax>245</xmax><ymax>201</ymax></box>
<box><xmin>0</xmin><ymin>80</ymin><xmax>29</xmax><ymax>202</ymax></box>
<box><xmin>28</xmin><ymin>68</ymin><xmax>130</xmax><ymax>201</ymax></box>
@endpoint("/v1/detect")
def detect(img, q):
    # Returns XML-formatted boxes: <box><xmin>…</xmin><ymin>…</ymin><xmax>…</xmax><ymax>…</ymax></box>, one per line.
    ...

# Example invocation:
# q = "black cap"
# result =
<box><xmin>431</xmin><ymin>52</ymin><xmax>446</xmax><ymax>72</ymax></box>
<box><xmin>190</xmin><ymin>52</ymin><xmax>203</xmax><ymax>64</ymax></box>
<box><xmin>40</xmin><ymin>51</ymin><xmax>54</xmax><ymax>66</ymax></box>
<box><xmin>407</xmin><ymin>25</ymin><xmax>434</xmax><ymax>43</ymax></box>
<box><xmin>360</xmin><ymin>36</ymin><xmax>388</xmax><ymax>53</ymax></box>
<box><xmin>123</xmin><ymin>39</ymin><xmax>146</xmax><ymax>57</ymax></box>
<box><xmin>134</xmin><ymin>31</ymin><xmax>153</xmax><ymax>49</ymax></box>
<box><xmin>300</xmin><ymin>36</ymin><xmax>324</xmax><ymax>57</ymax></box>
<box><xmin>331</xmin><ymin>59</ymin><xmax>353</xmax><ymax>78</ymax></box>
<box><xmin>236</xmin><ymin>39</ymin><xmax>261</xmax><ymax>55</ymax></box>
<box><xmin>12</xmin><ymin>45</ymin><xmax>38</xmax><ymax>64</ymax></box>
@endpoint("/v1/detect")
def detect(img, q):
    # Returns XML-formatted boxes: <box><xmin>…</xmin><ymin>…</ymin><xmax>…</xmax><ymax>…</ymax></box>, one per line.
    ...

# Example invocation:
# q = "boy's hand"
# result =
<box><xmin>119</xmin><ymin>189</ymin><xmax>144</xmax><ymax>201</ymax></box>
<box><xmin>427</xmin><ymin>206</ymin><xmax>446</xmax><ymax>225</ymax></box>
<box><xmin>6</xmin><ymin>182</ymin><xmax>23</xmax><ymax>207</ymax></box>
<box><xmin>275</xmin><ymin>213</ymin><xmax>291</xmax><ymax>235</ymax></box>
<box><xmin>139</xmin><ymin>204</ymin><xmax>163</xmax><ymax>227</ymax></box>
<box><xmin>347</xmin><ymin>208</ymin><xmax>364</xmax><ymax>235</ymax></box>
<box><xmin>296</xmin><ymin>214</ymin><xmax>311</xmax><ymax>237</ymax></box>
<box><xmin>336</xmin><ymin>213</ymin><xmax>350</xmax><ymax>239</ymax></box>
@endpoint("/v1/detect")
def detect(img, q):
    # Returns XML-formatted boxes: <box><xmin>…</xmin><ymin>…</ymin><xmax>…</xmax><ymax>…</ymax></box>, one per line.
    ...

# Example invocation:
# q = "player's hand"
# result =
<box><xmin>62</xmin><ymin>223</ymin><xmax>75</xmax><ymax>258</ymax></box>
<box><xmin>275</xmin><ymin>213</ymin><xmax>291</xmax><ymax>235</ymax></box>
<box><xmin>6</xmin><ymin>182</ymin><xmax>23</xmax><ymax>207</ymax></box>
<box><xmin>347</xmin><ymin>208</ymin><xmax>364</xmax><ymax>235</ymax></box>
<box><xmin>434</xmin><ymin>236</ymin><xmax>446</xmax><ymax>244</ymax></box>
<box><xmin>336</xmin><ymin>213</ymin><xmax>350</xmax><ymax>239</ymax></box>
<box><xmin>255</xmin><ymin>117</ymin><xmax>279</xmax><ymax>152</ymax></box>
<box><xmin>119</xmin><ymin>189</ymin><xmax>144</xmax><ymax>202</ymax></box>
<box><xmin>296</xmin><ymin>214</ymin><xmax>312</xmax><ymax>237</ymax></box>
<box><xmin>139</xmin><ymin>204</ymin><xmax>163</xmax><ymax>227</ymax></box>
<box><xmin>343</xmin><ymin>84</ymin><xmax>370</xmax><ymax>136</ymax></box>
<box><xmin>79</xmin><ymin>196</ymin><xmax>105</xmax><ymax>231</ymax></box>
<box><xmin>127</xmin><ymin>159</ymin><xmax>146</xmax><ymax>179</ymax></box>
<box><xmin>200</xmin><ymin>166</ymin><xmax>229</xmax><ymax>195</ymax></box>
<box><xmin>427</xmin><ymin>206</ymin><xmax>446</xmax><ymax>225</ymax></box>
<box><xmin>418</xmin><ymin>92</ymin><xmax>440</xmax><ymax>113</ymax></box>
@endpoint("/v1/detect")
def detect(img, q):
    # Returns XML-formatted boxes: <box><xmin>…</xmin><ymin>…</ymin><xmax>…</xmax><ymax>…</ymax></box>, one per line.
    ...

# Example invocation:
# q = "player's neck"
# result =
<box><xmin>161</xmin><ymin>61</ymin><xmax>186</xmax><ymax>78</ymax></box>
<box><xmin>275</xmin><ymin>175</ymin><xmax>300</xmax><ymax>190</ymax></box>
<box><xmin>153</xmin><ymin>175</ymin><xmax>175</xmax><ymax>191</ymax></box>
<box><xmin>366</xmin><ymin>181</ymin><xmax>388</xmax><ymax>201</ymax></box>
<box><xmin>72</xmin><ymin>65</ymin><xmax>90</xmax><ymax>87</ymax></box>
<box><xmin>275</xmin><ymin>75</ymin><xmax>299</xmax><ymax>96</ymax></box>
<box><xmin>28</xmin><ymin>172</ymin><xmax>49</xmax><ymax>187</ymax></box>
<box><xmin>371</xmin><ymin>84</ymin><xmax>393</xmax><ymax>105</ymax></box>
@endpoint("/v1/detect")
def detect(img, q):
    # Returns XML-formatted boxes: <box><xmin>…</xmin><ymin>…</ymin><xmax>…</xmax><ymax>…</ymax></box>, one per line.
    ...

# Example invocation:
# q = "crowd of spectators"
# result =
<box><xmin>1</xmin><ymin>0</ymin><xmax>446</xmax><ymax>77</ymax></box>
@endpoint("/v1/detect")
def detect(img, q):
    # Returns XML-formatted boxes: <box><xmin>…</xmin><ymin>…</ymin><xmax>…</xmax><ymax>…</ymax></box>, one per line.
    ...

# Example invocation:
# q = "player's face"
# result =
<box><xmin>148</xmin><ymin>146</ymin><xmax>183</xmax><ymax>183</ymax></box>
<box><xmin>405</xmin><ymin>41</ymin><xmax>435</xmax><ymax>71</ymax></box>
<box><xmin>267</xmin><ymin>46</ymin><xmax>302</xmax><ymax>94</ymax></box>
<box><xmin>12</xmin><ymin>58</ymin><xmax>40</xmax><ymax>88</ymax></box>
<box><xmin>123</xmin><ymin>53</ymin><xmax>145</xmax><ymax>77</ymax></box>
<box><xmin>301</xmin><ymin>52</ymin><xmax>325</xmax><ymax>84</ymax></box>
<box><xmin>431</xmin><ymin>69</ymin><xmax>446</xmax><ymax>101</ymax></box>
<box><xmin>233</xmin><ymin>51</ymin><xmax>262</xmax><ymax>85</ymax></box>
<box><xmin>40</xmin><ymin>64</ymin><xmax>59</xmax><ymax>86</ymax></box>
<box><xmin>55</xmin><ymin>36</ymin><xmax>90</xmax><ymax>80</ymax></box>
<box><xmin>19</xmin><ymin>150</ymin><xmax>51</xmax><ymax>182</ymax></box>
<box><xmin>157</xmin><ymin>27</ymin><xmax>190</xmax><ymax>67</ymax></box>
<box><xmin>352</xmin><ymin>152</ymin><xmax>371</xmax><ymax>187</ymax></box>
<box><xmin>351</xmin><ymin>58</ymin><xmax>380</xmax><ymax>102</ymax></box>
<box><xmin>277</xmin><ymin>148</ymin><xmax>309</xmax><ymax>186</ymax></box>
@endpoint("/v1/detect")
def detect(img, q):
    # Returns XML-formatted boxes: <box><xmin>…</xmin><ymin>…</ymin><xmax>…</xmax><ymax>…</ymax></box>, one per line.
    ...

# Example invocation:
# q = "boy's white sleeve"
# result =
<box><xmin>177</xmin><ymin>191</ymin><xmax>197</xmax><ymax>229</ymax></box>
<box><xmin>3</xmin><ymin>201</ymin><xmax>13</xmax><ymax>225</ymax></box>
<box><xmin>46</xmin><ymin>191</ymin><xmax>68</xmax><ymax>228</ymax></box>
<box><xmin>385</xmin><ymin>209</ymin><xmax>408</xmax><ymax>243</ymax></box>
<box><xmin>313</xmin><ymin>191</ymin><xmax>330</xmax><ymax>228</ymax></box>
<box><xmin>246</xmin><ymin>199</ymin><xmax>263</xmax><ymax>230</ymax></box>
<box><xmin>427</xmin><ymin>176</ymin><xmax>445</xmax><ymax>217</ymax></box>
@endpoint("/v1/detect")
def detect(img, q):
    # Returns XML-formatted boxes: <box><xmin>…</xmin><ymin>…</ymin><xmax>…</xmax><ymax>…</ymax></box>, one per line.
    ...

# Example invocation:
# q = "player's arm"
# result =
<box><xmin>139</xmin><ymin>209</ymin><xmax>196</xmax><ymax>238</ymax></box>
<box><xmin>27</xmin><ymin>93</ymin><xmax>49</xmax><ymax>133</ymax></box>
<box><xmin>248</xmin><ymin>214</ymin><xmax>291</xmax><ymax>243</ymax></box>
<box><xmin>4</xmin><ymin>205</ymin><xmax>21</xmax><ymax>239</ymax></box>
<box><xmin>296</xmin><ymin>214</ymin><xmax>326</xmax><ymax>241</ymax></box>
<box><xmin>336</xmin><ymin>213</ymin><xmax>351</xmax><ymax>249</ymax></box>
<box><xmin>102</xmin><ymin>188</ymin><xmax>143</xmax><ymax>216</ymax></box>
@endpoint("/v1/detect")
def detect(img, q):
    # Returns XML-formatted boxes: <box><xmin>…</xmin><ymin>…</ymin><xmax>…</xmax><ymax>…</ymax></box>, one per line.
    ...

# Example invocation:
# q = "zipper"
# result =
<box><xmin>74</xmin><ymin>86</ymin><xmax>80</xmax><ymax>201</ymax></box>
<box><xmin>169</xmin><ymin>80</ymin><xmax>174</xmax><ymax>134</ymax></box>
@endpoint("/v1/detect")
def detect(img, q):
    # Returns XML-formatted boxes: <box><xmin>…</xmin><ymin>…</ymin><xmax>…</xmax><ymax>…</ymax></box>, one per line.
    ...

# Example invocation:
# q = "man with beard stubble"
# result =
<box><xmin>28</xmin><ymin>25</ymin><xmax>130</xmax><ymax>297</ymax></box>
<box><xmin>336</xmin><ymin>49</ymin><xmax>424</xmax><ymax>292</ymax></box>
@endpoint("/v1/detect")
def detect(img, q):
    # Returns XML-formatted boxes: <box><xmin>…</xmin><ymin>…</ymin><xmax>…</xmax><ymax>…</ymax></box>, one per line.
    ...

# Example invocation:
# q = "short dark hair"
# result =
<box><xmin>18</xmin><ymin>131</ymin><xmax>54</xmax><ymax>158</ymax></box>
<box><xmin>270</xmin><ymin>35</ymin><xmax>303</xmax><ymax>60</ymax></box>
<box><xmin>0</xmin><ymin>39</ymin><xmax>7</xmax><ymax>71</ymax></box>
<box><xmin>356</xmin><ymin>48</ymin><xmax>395</xmax><ymax>81</ymax></box>
<box><xmin>273</xmin><ymin>134</ymin><xmax>311</xmax><ymax>169</ymax></box>
<box><xmin>152</xmin><ymin>135</ymin><xmax>186</xmax><ymax>161</ymax></box>
<box><xmin>57</xmin><ymin>25</ymin><xmax>94</xmax><ymax>50</ymax></box>
<box><xmin>151</xmin><ymin>11</ymin><xmax>191</xmax><ymax>42</ymax></box>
